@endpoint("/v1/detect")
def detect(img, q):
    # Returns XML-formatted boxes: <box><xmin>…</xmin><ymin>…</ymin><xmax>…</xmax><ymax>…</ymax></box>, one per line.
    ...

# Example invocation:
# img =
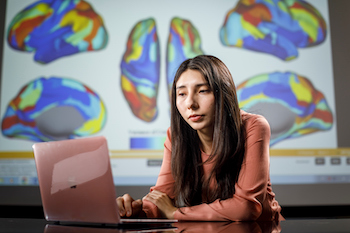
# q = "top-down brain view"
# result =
<box><xmin>167</xmin><ymin>17</ymin><xmax>204</xmax><ymax>98</ymax></box>
<box><xmin>120</xmin><ymin>18</ymin><xmax>160</xmax><ymax>123</ymax></box>
<box><xmin>237</xmin><ymin>71</ymin><xmax>333</xmax><ymax>146</ymax></box>
<box><xmin>220</xmin><ymin>0</ymin><xmax>327</xmax><ymax>61</ymax></box>
<box><xmin>7</xmin><ymin>0</ymin><xmax>108</xmax><ymax>64</ymax></box>
<box><xmin>1</xmin><ymin>77</ymin><xmax>106</xmax><ymax>142</ymax></box>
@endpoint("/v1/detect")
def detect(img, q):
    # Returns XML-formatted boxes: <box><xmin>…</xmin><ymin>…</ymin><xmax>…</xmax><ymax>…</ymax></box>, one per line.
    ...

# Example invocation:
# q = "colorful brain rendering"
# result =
<box><xmin>120</xmin><ymin>18</ymin><xmax>160</xmax><ymax>122</ymax></box>
<box><xmin>237</xmin><ymin>72</ymin><xmax>333</xmax><ymax>146</ymax></box>
<box><xmin>7</xmin><ymin>0</ymin><xmax>108</xmax><ymax>64</ymax></box>
<box><xmin>1</xmin><ymin>77</ymin><xmax>106</xmax><ymax>142</ymax></box>
<box><xmin>167</xmin><ymin>17</ymin><xmax>204</xmax><ymax>96</ymax></box>
<box><xmin>220</xmin><ymin>0</ymin><xmax>327</xmax><ymax>61</ymax></box>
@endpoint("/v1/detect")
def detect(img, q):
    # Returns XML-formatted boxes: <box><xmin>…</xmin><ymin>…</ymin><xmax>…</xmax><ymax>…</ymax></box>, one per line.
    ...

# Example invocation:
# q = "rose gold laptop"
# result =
<box><xmin>32</xmin><ymin>136</ymin><xmax>177</xmax><ymax>226</ymax></box>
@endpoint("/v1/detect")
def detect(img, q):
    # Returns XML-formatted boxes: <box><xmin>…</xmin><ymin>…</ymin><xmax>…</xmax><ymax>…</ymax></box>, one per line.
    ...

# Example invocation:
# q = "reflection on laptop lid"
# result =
<box><xmin>32</xmin><ymin>136</ymin><xmax>177</xmax><ymax>226</ymax></box>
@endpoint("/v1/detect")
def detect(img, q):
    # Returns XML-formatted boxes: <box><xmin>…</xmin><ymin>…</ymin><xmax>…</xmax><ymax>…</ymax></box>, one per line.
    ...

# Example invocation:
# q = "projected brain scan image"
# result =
<box><xmin>7</xmin><ymin>0</ymin><xmax>108</xmax><ymax>64</ymax></box>
<box><xmin>237</xmin><ymin>71</ymin><xmax>333</xmax><ymax>146</ymax></box>
<box><xmin>220</xmin><ymin>0</ymin><xmax>327</xmax><ymax>61</ymax></box>
<box><xmin>120</xmin><ymin>18</ymin><xmax>160</xmax><ymax>122</ymax></box>
<box><xmin>167</xmin><ymin>17</ymin><xmax>204</xmax><ymax>97</ymax></box>
<box><xmin>1</xmin><ymin>77</ymin><xmax>106</xmax><ymax>142</ymax></box>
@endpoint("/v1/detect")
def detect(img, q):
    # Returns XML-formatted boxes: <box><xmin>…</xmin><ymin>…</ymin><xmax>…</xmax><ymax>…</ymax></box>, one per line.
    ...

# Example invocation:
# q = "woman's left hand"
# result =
<box><xmin>143</xmin><ymin>190</ymin><xmax>178</xmax><ymax>219</ymax></box>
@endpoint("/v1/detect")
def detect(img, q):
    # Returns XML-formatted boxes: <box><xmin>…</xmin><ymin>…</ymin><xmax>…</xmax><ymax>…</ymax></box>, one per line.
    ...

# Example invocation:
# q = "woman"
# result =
<box><xmin>117</xmin><ymin>55</ymin><xmax>282</xmax><ymax>221</ymax></box>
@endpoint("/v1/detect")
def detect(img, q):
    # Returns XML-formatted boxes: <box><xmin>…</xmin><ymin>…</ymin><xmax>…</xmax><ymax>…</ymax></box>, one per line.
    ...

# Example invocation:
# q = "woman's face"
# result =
<box><xmin>175</xmin><ymin>69</ymin><xmax>216</xmax><ymax>136</ymax></box>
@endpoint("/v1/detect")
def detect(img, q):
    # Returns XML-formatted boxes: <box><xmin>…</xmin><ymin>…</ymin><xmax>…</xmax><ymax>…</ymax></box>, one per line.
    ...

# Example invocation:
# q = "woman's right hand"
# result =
<box><xmin>116</xmin><ymin>194</ymin><xmax>142</xmax><ymax>217</ymax></box>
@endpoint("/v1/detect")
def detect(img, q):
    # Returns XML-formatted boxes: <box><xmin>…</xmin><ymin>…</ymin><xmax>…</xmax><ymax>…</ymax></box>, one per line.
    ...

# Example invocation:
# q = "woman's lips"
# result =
<box><xmin>189</xmin><ymin>115</ymin><xmax>203</xmax><ymax>122</ymax></box>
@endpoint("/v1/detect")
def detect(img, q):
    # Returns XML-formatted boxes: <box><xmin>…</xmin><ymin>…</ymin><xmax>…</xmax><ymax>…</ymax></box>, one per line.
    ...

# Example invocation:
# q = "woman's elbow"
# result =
<box><xmin>234</xmin><ymin>200</ymin><xmax>262</xmax><ymax>221</ymax></box>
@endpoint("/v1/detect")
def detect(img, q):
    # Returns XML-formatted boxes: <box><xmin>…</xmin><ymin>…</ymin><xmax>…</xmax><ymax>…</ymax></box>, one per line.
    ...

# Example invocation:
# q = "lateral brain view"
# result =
<box><xmin>220</xmin><ymin>0</ymin><xmax>327</xmax><ymax>60</ymax></box>
<box><xmin>7</xmin><ymin>0</ymin><xmax>108</xmax><ymax>64</ymax></box>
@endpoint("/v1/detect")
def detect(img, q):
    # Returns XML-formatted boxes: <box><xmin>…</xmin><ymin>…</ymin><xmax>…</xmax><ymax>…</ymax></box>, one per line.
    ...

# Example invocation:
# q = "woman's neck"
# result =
<box><xmin>197</xmin><ymin>130</ymin><xmax>213</xmax><ymax>155</ymax></box>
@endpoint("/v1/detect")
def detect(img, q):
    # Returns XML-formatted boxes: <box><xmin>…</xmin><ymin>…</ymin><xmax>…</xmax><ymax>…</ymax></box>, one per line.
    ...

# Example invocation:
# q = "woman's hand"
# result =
<box><xmin>143</xmin><ymin>190</ymin><xmax>178</xmax><ymax>219</ymax></box>
<box><xmin>116</xmin><ymin>194</ymin><xmax>142</xmax><ymax>218</ymax></box>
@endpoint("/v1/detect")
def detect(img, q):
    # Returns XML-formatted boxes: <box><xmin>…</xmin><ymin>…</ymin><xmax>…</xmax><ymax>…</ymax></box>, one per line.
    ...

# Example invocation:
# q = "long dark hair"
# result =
<box><xmin>170</xmin><ymin>55</ymin><xmax>245</xmax><ymax>207</ymax></box>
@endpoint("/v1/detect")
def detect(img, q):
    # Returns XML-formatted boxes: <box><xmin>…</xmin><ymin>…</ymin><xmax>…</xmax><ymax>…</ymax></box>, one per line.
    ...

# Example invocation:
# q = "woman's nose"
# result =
<box><xmin>186</xmin><ymin>94</ymin><xmax>198</xmax><ymax>110</ymax></box>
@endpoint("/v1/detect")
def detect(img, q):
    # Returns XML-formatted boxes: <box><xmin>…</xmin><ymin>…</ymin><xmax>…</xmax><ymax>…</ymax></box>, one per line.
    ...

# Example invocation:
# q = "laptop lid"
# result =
<box><xmin>33</xmin><ymin>136</ymin><xmax>121</xmax><ymax>224</ymax></box>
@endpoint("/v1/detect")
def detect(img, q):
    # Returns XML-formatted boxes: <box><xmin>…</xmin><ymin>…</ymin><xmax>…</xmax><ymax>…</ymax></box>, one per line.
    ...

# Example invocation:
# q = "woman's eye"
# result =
<box><xmin>199</xmin><ymin>89</ymin><xmax>209</xmax><ymax>93</ymax></box>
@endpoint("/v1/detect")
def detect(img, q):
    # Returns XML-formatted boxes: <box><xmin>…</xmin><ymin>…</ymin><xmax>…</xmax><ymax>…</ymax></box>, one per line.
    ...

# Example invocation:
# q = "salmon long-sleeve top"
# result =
<box><xmin>142</xmin><ymin>110</ymin><xmax>282</xmax><ymax>221</ymax></box>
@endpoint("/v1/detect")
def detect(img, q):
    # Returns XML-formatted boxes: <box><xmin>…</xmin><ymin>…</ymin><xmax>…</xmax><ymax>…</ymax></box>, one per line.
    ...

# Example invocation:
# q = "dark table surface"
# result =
<box><xmin>1</xmin><ymin>217</ymin><xmax>350</xmax><ymax>233</ymax></box>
